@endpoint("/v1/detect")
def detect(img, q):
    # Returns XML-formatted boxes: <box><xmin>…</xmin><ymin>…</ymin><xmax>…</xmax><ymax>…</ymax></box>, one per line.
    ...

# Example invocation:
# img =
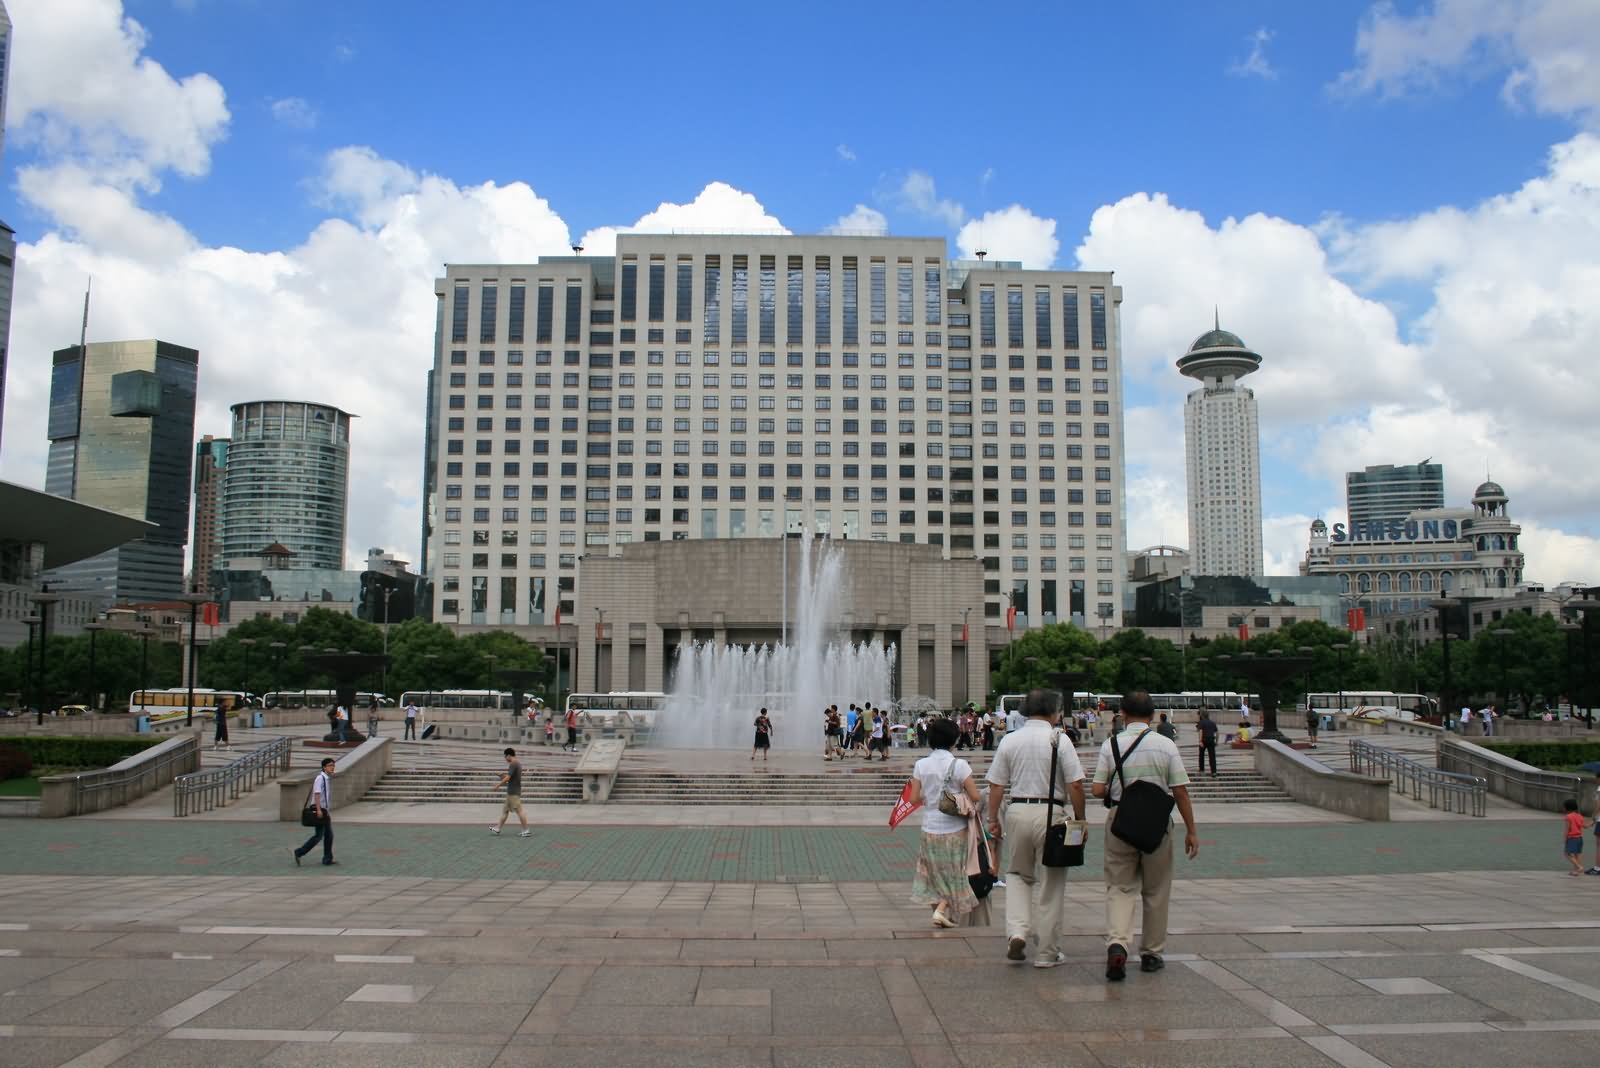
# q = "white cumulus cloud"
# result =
<box><xmin>826</xmin><ymin>204</ymin><xmax>888</xmax><ymax>235</ymax></box>
<box><xmin>7</xmin><ymin>0</ymin><xmax>230</xmax><ymax>190</ymax></box>
<box><xmin>1336</xmin><ymin>0</ymin><xmax>1600</xmax><ymax>126</ymax></box>
<box><xmin>577</xmin><ymin>182</ymin><xmax>788</xmax><ymax>257</ymax></box>
<box><xmin>269</xmin><ymin>96</ymin><xmax>319</xmax><ymax>130</ymax></box>
<box><xmin>892</xmin><ymin>171</ymin><xmax>965</xmax><ymax>229</ymax></box>
<box><xmin>956</xmin><ymin>205</ymin><xmax>1060</xmax><ymax>269</ymax></box>
<box><xmin>1229</xmin><ymin>27</ymin><xmax>1280</xmax><ymax>81</ymax></box>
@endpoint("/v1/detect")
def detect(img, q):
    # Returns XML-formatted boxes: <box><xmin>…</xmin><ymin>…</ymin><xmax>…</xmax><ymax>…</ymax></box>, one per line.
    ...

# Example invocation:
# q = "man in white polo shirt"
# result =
<box><xmin>1092</xmin><ymin>690</ymin><xmax>1198</xmax><ymax>981</ymax></box>
<box><xmin>985</xmin><ymin>689</ymin><xmax>1086</xmax><ymax>970</ymax></box>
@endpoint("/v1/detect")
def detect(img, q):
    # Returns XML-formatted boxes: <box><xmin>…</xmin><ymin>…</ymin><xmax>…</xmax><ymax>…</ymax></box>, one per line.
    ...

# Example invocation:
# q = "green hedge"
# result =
<box><xmin>1482</xmin><ymin>740</ymin><xmax>1600</xmax><ymax>770</ymax></box>
<box><xmin>0</xmin><ymin>736</ymin><xmax>163</xmax><ymax>770</ymax></box>
<box><xmin>0</xmin><ymin>744</ymin><xmax>32</xmax><ymax>782</ymax></box>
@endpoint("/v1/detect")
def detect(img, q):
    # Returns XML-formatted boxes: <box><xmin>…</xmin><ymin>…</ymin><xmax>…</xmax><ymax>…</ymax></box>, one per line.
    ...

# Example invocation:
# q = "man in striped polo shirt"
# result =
<box><xmin>1091</xmin><ymin>690</ymin><xmax>1199</xmax><ymax>981</ymax></box>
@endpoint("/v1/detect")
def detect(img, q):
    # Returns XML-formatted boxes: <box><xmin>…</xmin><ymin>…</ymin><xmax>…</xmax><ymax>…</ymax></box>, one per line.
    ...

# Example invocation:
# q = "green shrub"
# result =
<box><xmin>0</xmin><ymin>736</ymin><xmax>163</xmax><ymax>769</ymax></box>
<box><xmin>0</xmin><ymin>744</ymin><xmax>32</xmax><ymax>781</ymax></box>
<box><xmin>1481</xmin><ymin>740</ymin><xmax>1600</xmax><ymax>770</ymax></box>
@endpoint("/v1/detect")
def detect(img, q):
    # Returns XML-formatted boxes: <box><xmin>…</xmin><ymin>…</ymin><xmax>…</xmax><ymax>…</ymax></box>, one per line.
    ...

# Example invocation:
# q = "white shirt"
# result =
<box><xmin>405</xmin><ymin>704</ymin><xmax>417</xmax><ymax>719</ymax></box>
<box><xmin>1005</xmin><ymin>709</ymin><xmax>1025</xmax><ymax>733</ymax></box>
<box><xmin>1092</xmin><ymin>723</ymin><xmax>1189</xmax><ymax>805</ymax></box>
<box><xmin>1479</xmin><ymin>706</ymin><xmax>1495</xmax><ymax>720</ymax></box>
<box><xmin>987</xmin><ymin>719</ymin><xmax>1085</xmax><ymax>800</ymax></box>
<box><xmin>1458</xmin><ymin>707</ymin><xmax>1472</xmax><ymax>722</ymax></box>
<box><xmin>914</xmin><ymin>751</ymin><xmax>973</xmax><ymax>834</ymax></box>
<box><xmin>311</xmin><ymin>770</ymin><xmax>332</xmax><ymax>811</ymax></box>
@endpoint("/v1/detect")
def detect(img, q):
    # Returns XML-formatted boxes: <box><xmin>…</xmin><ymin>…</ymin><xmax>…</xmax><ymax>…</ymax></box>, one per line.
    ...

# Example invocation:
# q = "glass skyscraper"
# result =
<box><xmin>44</xmin><ymin>340</ymin><xmax>200</xmax><ymax>602</ymax></box>
<box><xmin>1345</xmin><ymin>462</ymin><xmax>1445</xmax><ymax>525</ymax></box>
<box><xmin>220</xmin><ymin>400</ymin><xmax>352</xmax><ymax>572</ymax></box>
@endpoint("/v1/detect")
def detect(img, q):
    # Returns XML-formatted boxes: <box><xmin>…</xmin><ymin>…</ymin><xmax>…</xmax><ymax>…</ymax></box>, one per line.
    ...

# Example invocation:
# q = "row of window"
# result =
<box><xmin>443</xmin><ymin>524</ymin><xmax>1117</xmax><ymax>550</ymax></box>
<box><xmin>444</xmin><ymin>461</ymin><xmax>1115</xmax><ymax>483</ymax></box>
<box><xmin>453</xmin><ymin>269</ymin><xmax>1111</xmax><ymax>351</ymax></box>
<box><xmin>440</xmin><ymin>550</ymin><xmax>1117</xmax><ymax>577</ymax></box>
<box><xmin>452</xmin><ymin>348</ymin><xmax>1112</xmax><ymax>372</ymax></box>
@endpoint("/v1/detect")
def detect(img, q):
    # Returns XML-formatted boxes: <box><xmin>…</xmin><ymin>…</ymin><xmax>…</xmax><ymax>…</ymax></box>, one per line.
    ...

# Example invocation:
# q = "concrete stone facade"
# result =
<box><xmin>576</xmin><ymin>537</ymin><xmax>986</xmax><ymax>709</ymax></box>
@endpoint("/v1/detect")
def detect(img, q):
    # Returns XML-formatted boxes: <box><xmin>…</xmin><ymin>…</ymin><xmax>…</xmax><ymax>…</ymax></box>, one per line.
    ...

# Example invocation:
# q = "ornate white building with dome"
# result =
<box><xmin>1301</xmin><ymin>480</ymin><xmax>1525</xmax><ymax>616</ymax></box>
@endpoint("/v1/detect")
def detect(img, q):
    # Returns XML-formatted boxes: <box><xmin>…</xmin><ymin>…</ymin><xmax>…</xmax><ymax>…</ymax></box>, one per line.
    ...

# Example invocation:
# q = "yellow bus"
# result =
<box><xmin>128</xmin><ymin>688</ymin><xmax>247</xmax><ymax>725</ymax></box>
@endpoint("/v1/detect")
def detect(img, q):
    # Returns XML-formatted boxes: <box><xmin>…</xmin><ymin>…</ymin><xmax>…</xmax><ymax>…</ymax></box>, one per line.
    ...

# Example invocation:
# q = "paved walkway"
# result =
<box><xmin>2</xmin><ymin>869</ymin><xmax>1599</xmax><ymax>1068</ymax></box>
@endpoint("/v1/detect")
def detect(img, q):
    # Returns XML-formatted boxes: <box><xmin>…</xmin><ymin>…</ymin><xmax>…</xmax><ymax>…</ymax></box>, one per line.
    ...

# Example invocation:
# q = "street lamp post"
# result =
<box><xmin>1331</xmin><ymin>642</ymin><xmax>1349</xmax><ymax>714</ymax></box>
<box><xmin>484</xmin><ymin>653</ymin><xmax>499</xmax><ymax>692</ymax></box>
<box><xmin>178</xmin><ymin>592</ymin><xmax>208</xmax><ymax>726</ymax></box>
<box><xmin>422</xmin><ymin>652</ymin><xmax>439</xmax><ymax>711</ymax></box>
<box><xmin>269</xmin><ymin>641</ymin><xmax>287</xmax><ymax>701</ymax></box>
<box><xmin>137</xmin><ymin>625</ymin><xmax>153</xmax><ymax>701</ymax></box>
<box><xmin>1298</xmin><ymin>645</ymin><xmax>1317</xmax><ymax>722</ymax></box>
<box><xmin>1430</xmin><ymin>598</ymin><xmax>1459</xmax><ymax>726</ymax></box>
<box><xmin>1561</xmin><ymin>622</ymin><xmax>1582</xmax><ymax>722</ymax></box>
<box><xmin>1490</xmin><ymin>627</ymin><xmax>1515</xmax><ymax>717</ymax></box>
<box><xmin>21</xmin><ymin>615</ymin><xmax>40</xmax><ymax>722</ymax></box>
<box><xmin>31</xmin><ymin>592</ymin><xmax>60</xmax><ymax>723</ymax></box>
<box><xmin>594</xmin><ymin>607</ymin><xmax>606</xmax><ymax>691</ymax></box>
<box><xmin>83</xmin><ymin>623</ymin><xmax>105</xmax><ymax>711</ymax></box>
<box><xmin>237</xmin><ymin>638</ymin><xmax>256</xmax><ymax>698</ymax></box>
<box><xmin>1138</xmin><ymin>655</ymin><xmax>1153</xmax><ymax>689</ymax></box>
<box><xmin>380</xmin><ymin>585</ymin><xmax>395</xmax><ymax>697</ymax></box>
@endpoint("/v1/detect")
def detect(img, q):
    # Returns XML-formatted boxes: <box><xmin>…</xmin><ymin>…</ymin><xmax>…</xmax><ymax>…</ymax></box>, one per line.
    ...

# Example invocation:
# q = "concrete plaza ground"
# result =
<box><xmin>2</xmin><ymin>730</ymin><xmax>1597</xmax><ymax>1067</ymax></box>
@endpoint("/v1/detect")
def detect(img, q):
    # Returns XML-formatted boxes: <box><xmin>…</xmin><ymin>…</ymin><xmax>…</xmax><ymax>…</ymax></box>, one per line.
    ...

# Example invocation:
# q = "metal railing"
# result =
<box><xmin>1438</xmin><ymin>736</ymin><xmax>1592</xmax><ymax>814</ymax></box>
<box><xmin>66</xmin><ymin>735</ymin><xmax>201</xmax><ymax>816</ymax></box>
<box><xmin>174</xmin><ymin>736</ymin><xmax>293</xmax><ymax>817</ymax></box>
<box><xmin>1349</xmin><ymin>739</ymin><xmax>1487</xmax><ymax>817</ymax></box>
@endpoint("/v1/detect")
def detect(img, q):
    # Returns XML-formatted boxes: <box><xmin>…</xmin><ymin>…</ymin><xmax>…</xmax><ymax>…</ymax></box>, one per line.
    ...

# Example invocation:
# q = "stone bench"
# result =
<box><xmin>574</xmin><ymin>738</ymin><xmax>626</xmax><ymax>803</ymax></box>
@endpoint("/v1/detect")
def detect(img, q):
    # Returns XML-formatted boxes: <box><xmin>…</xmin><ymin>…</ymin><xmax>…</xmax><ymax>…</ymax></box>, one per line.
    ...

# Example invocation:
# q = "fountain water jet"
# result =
<box><xmin>655</xmin><ymin>535</ymin><xmax>895</xmax><ymax>750</ymax></box>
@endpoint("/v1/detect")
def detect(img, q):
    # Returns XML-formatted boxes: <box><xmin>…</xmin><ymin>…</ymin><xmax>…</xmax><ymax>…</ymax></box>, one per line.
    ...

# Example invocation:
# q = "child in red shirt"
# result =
<box><xmin>1565</xmin><ymin>799</ymin><xmax>1586</xmax><ymax>876</ymax></box>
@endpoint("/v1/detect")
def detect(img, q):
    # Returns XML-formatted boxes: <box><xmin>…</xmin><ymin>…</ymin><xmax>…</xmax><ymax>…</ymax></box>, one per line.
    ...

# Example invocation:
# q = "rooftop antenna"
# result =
<box><xmin>571</xmin><ymin>244</ymin><xmax>584</xmax><ymax>255</ymax></box>
<box><xmin>1214</xmin><ymin>306</ymin><xmax>1220</xmax><ymax>331</ymax></box>
<box><xmin>79</xmin><ymin>277</ymin><xmax>92</xmax><ymax>354</ymax></box>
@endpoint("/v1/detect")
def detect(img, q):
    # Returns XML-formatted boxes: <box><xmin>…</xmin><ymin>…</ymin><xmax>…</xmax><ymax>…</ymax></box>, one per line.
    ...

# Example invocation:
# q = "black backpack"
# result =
<box><xmin>1107</xmin><ymin>731</ymin><xmax>1176</xmax><ymax>853</ymax></box>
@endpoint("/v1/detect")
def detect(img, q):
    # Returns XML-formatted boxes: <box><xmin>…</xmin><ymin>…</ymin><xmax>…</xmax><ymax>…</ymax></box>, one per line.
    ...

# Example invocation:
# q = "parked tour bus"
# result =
<box><xmin>1304</xmin><ymin>691</ymin><xmax>1436</xmax><ymax>722</ymax></box>
<box><xmin>564</xmin><ymin>691</ymin><xmax>667</xmax><ymax>727</ymax></box>
<box><xmin>128</xmin><ymin>688</ymin><xmax>247</xmax><ymax>725</ymax></box>
<box><xmin>397</xmin><ymin>689</ymin><xmax>517</xmax><ymax>711</ymax></box>
<box><xmin>262</xmin><ymin>690</ymin><xmax>391</xmax><ymax>710</ymax></box>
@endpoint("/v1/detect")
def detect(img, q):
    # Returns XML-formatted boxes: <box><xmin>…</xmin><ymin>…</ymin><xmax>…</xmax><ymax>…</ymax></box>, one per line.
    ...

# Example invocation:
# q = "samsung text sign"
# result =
<box><xmin>1331</xmin><ymin>518</ymin><xmax>1460</xmax><ymax>544</ymax></box>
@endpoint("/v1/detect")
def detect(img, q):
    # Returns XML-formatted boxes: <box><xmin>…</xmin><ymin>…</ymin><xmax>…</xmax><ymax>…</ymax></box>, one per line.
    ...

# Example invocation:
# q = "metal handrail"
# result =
<box><xmin>1349</xmin><ymin>739</ymin><xmax>1487</xmax><ymax>817</ymax></box>
<box><xmin>69</xmin><ymin>737</ymin><xmax>199</xmax><ymax>815</ymax></box>
<box><xmin>173</xmin><ymin>736</ymin><xmax>293</xmax><ymax>817</ymax></box>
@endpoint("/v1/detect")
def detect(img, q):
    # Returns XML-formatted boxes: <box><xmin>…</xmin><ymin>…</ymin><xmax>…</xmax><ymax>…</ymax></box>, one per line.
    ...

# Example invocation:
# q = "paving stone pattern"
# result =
<box><xmin>0</xmin><ymin>818</ymin><xmax>1567</xmax><ymax>882</ymax></box>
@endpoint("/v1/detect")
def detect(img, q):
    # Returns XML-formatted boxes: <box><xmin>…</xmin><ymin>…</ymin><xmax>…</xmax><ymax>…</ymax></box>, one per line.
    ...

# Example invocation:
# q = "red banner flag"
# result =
<box><xmin>888</xmin><ymin>780</ymin><xmax>921</xmax><ymax>829</ymax></box>
<box><xmin>203</xmin><ymin>602</ymin><xmax>219</xmax><ymax>627</ymax></box>
<box><xmin>961</xmin><ymin>622</ymin><xmax>969</xmax><ymax>643</ymax></box>
<box><xmin>554</xmin><ymin>604</ymin><xmax>562</xmax><ymax>627</ymax></box>
<box><xmin>595</xmin><ymin>621</ymin><xmax>604</xmax><ymax>640</ymax></box>
<box><xmin>1005</xmin><ymin>605</ymin><xmax>1016</xmax><ymax>633</ymax></box>
<box><xmin>1238</xmin><ymin>623</ymin><xmax>1249</xmax><ymax>641</ymax></box>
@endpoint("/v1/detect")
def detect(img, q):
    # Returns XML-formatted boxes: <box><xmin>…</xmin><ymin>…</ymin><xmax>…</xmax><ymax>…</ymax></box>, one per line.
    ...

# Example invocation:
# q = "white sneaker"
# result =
<box><xmin>518</xmin><ymin>830</ymin><xmax>531</xmax><ymax>837</ymax></box>
<box><xmin>1033</xmin><ymin>950</ymin><xmax>1068</xmax><ymax>969</ymax></box>
<box><xmin>489</xmin><ymin>827</ymin><xmax>500</xmax><ymax>835</ymax></box>
<box><xmin>992</xmin><ymin>878</ymin><xmax>1007</xmax><ymax>888</ymax></box>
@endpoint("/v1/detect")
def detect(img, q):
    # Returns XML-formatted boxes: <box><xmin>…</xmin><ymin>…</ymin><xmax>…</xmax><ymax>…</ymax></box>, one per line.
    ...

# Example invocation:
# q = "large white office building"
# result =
<box><xmin>1180</xmin><ymin>324</ymin><xmax>1263</xmax><ymax>577</ymax></box>
<box><xmin>421</xmin><ymin>234</ymin><xmax>1128</xmax><ymax>639</ymax></box>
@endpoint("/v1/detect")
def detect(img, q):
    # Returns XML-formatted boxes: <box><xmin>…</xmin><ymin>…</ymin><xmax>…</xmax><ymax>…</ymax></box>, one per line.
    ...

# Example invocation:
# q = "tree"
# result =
<box><xmin>987</xmin><ymin>624</ymin><xmax>1099</xmax><ymax>699</ymax></box>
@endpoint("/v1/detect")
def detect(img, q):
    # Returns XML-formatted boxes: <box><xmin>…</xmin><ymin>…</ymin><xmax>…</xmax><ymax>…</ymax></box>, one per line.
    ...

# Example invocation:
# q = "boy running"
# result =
<box><xmin>1564</xmin><ymin>799</ymin><xmax>1586</xmax><ymax>876</ymax></box>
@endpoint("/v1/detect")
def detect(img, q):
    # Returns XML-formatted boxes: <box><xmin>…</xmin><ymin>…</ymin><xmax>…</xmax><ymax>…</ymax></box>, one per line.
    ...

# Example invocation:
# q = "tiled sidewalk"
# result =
<box><xmin>2</xmin><ymin>870</ymin><xmax>1599</xmax><ymax>1067</ymax></box>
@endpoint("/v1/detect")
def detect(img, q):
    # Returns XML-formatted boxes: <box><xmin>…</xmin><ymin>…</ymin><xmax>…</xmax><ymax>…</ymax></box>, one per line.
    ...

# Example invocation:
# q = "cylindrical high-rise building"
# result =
<box><xmin>220</xmin><ymin>400</ymin><xmax>353</xmax><ymax>570</ymax></box>
<box><xmin>1179</xmin><ymin>324</ymin><xmax>1264</xmax><ymax>577</ymax></box>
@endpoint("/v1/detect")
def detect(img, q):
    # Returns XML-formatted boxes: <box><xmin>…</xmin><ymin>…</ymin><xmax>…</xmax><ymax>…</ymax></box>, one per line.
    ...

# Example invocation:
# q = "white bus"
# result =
<box><xmin>1305</xmin><ymin>691</ymin><xmax>1436</xmax><ymax>722</ymax></box>
<box><xmin>262</xmin><ymin>690</ymin><xmax>392</xmax><ymax>710</ymax></box>
<box><xmin>398</xmin><ymin>689</ymin><xmax>517</xmax><ymax>711</ymax></box>
<box><xmin>129</xmin><ymin>688</ymin><xmax>247</xmax><ymax>725</ymax></box>
<box><xmin>564</xmin><ymin>691</ymin><xmax>667</xmax><ymax>727</ymax></box>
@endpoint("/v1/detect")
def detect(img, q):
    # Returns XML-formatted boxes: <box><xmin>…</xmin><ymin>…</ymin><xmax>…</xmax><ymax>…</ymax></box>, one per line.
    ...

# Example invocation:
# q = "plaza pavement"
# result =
<box><xmin>2</xmin><ymin>730</ymin><xmax>1597</xmax><ymax>1067</ymax></box>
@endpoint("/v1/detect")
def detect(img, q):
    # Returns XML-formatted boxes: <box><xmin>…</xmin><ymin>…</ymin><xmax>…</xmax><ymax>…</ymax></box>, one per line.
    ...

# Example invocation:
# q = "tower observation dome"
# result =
<box><xmin>1176</xmin><ymin>326</ymin><xmax>1263</xmax><ymax>384</ymax></box>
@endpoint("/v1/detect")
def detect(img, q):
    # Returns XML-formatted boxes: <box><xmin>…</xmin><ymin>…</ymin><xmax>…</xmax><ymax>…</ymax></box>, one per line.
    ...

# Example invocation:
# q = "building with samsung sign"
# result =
<box><xmin>1301</xmin><ymin>480</ymin><xmax>1524</xmax><ymax>617</ymax></box>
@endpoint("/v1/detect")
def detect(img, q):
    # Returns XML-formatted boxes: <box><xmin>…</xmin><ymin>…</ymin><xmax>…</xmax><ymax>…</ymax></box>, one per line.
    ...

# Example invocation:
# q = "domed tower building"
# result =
<box><xmin>1178</xmin><ymin>320</ymin><xmax>1264</xmax><ymax>577</ymax></box>
<box><xmin>1468</xmin><ymin>481</ymin><xmax>1523</xmax><ymax>591</ymax></box>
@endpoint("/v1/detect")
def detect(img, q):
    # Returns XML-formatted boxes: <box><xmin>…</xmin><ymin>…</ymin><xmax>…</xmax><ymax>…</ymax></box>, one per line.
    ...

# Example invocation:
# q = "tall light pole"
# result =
<box><xmin>1490</xmin><ymin>626</ymin><xmax>1515</xmax><ymax>716</ymax></box>
<box><xmin>1331</xmin><ymin>642</ymin><xmax>1349</xmax><ymax>714</ymax></box>
<box><xmin>1430</xmin><ymin>598</ymin><xmax>1459</xmax><ymax>725</ymax></box>
<box><xmin>269</xmin><ymin>641</ymin><xmax>287</xmax><ymax>702</ymax></box>
<box><xmin>83</xmin><ymin>623</ymin><xmax>105</xmax><ymax>711</ymax></box>
<box><xmin>1561</xmin><ymin>622</ymin><xmax>1581</xmax><ymax>722</ymax></box>
<box><xmin>179</xmin><ymin>592</ymin><xmax>208</xmax><ymax>726</ymax></box>
<box><xmin>594</xmin><ymin>607</ymin><xmax>606</xmax><ymax>691</ymax></box>
<box><xmin>1298</xmin><ymin>645</ymin><xmax>1317</xmax><ymax>720</ymax></box>
<box><xmin>31</xmin><ymin>592</ymin><xmax>60</xmax><ymax>722</ymax></box>
<box><xmin>422</xmin><ymin>652</ymin><xmax>439</xmax><ymax>707</ymax></box>
<box><xmin>21</xmin><ymin>615</ymin><xmax>40</xmax><ymax>722</ymax></box>
<box><xmin>1138</xmin><ymin>655</ymin><xmax>1154</xmax><ymax>690</ymax></box>
<box><xmin>137</xmin><ymin>624</ymin><xmax>153</xmax><ymax>704</ymax></box>
<box><xmin>380</xmin><ymin>585</ymin><xmax>395</xmax><ymax>697</ymax></box>
<box><xmin>237</xmin><ymin>638</ymin><xmax>256</xmax><ymax>698</ymax></box>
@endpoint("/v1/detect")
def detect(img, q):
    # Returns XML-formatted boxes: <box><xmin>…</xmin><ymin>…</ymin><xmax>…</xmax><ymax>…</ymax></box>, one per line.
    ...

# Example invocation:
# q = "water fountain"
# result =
<box><xmin>654</xmin><ymin>535</ymin><xmax>896</xmax><ymax>750</ymax></box>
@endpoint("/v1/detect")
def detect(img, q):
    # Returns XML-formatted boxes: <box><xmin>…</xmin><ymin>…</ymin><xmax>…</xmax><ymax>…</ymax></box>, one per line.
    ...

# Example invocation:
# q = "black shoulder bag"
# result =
<box><xmin>1042</xmin><ymin>731</ymin><xmax>1076</xmax><ymax>868</ymax></box>
<box><xmin>1108</xmin><ymin>731</ymin><xmax>1175</xmax><ymax>854</ymax></box>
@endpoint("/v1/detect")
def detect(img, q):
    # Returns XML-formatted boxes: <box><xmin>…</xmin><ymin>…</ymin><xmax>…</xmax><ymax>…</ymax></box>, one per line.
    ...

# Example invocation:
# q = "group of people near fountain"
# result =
<box><xmin>820</xmin><ymin>702</ymin><xmax>894</xmax><ymax>761</ymax></box>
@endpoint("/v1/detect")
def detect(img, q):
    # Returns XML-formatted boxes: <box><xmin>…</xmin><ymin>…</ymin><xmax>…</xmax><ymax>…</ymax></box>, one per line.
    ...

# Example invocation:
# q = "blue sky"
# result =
<box><xmin>1</xmin><ymin>0</ymin><xmax>1596</xmax><ymax>583</ymax></box>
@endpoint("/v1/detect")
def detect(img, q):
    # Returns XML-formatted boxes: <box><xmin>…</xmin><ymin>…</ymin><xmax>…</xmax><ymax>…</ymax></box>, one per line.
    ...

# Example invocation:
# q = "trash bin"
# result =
<box><xmin>252</xmin><ymin>711</ymin><xmax>265</xmax><ymax>728</ymax></box>
<box><xmin>1320</xmin><ymin>714</ymin><xmax>1334</xmax><ymax>732</ymax></box>
<box><xmin>135</xmin><ymin>715</ymin><xmax>150</xmax><ymax>733</ymax></box>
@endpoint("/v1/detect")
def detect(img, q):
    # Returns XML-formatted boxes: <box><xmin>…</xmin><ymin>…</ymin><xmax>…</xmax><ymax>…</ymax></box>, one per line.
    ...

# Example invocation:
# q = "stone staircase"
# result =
<box><xmin>361</xmin><ymin>766</ymin><xmax>1290</xmax><ymax>806</ymax></box>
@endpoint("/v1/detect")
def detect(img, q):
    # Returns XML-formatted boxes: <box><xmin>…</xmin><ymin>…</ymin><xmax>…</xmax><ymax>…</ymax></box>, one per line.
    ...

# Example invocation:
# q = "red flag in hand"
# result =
<box><xmin>888</xmin><ymin>780</ymin><xmax>921</xmax><ymax>829</ymax></box>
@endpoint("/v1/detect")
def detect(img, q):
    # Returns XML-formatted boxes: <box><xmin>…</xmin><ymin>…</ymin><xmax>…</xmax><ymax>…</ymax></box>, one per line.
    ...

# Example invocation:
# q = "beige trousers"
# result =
<box><xmin>1002</xmin><ymin>804</ymin><xmax>1069</xmax><ymax>955</ymax></box>
<box><xmin>1102</xmin><ymin>811</ymin><xmax>1174</xmax><ymax>955</ymax></box>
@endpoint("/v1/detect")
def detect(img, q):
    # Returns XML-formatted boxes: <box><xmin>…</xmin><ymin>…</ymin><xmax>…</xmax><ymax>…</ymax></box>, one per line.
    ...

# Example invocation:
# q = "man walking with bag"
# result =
<box><xmin>292</xmin><ymin>757</ymin><xmax>338</xmax><ymax>867</ymax></box>
<box><xmin>1092</xmin><ymin>690</ymin><xmax>1198</xmax><ymax>981</ymax></box>
<box><xmin>985</xmin><ymin>689</ymin><xmax>1086</xmax><ymax>969</ymax></box>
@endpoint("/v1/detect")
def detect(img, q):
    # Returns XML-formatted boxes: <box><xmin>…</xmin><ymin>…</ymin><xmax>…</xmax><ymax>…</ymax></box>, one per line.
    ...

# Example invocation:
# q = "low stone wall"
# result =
<box><xmin>1488</xmin><ymin>719</ymin><xmax>1592</xmax><ymax>739</ymax></box>
<box><xmin>0</xmin><ymin>715</ymin><xmax>137</xmax><ymax>736</ymax></box>
<box><xmin>1254</xmin><ymin>739</ymin><xmax>1390</xmax><ymax>821</ymax></box>
<box><xmin>1438</xmin><ymin>735</ymin><xmax>1594</xmax><ymax>815</ymax></box>
<box><xmin>37</xmin><ymin>731</ymin><xmax>202</xmax><ymax>818</ymax></box>
<box><xmin>277</xmin><ymin>737</ymin><xmax>392</xmax><ymax>820</ymax></box>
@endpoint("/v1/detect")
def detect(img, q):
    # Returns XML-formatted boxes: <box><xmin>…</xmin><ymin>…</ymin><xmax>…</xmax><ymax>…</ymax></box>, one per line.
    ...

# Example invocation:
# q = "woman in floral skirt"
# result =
<box><xmin>906</xmin><ymin>717</ymin><xmax>982</xmax><ymax>927</ymax></box>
